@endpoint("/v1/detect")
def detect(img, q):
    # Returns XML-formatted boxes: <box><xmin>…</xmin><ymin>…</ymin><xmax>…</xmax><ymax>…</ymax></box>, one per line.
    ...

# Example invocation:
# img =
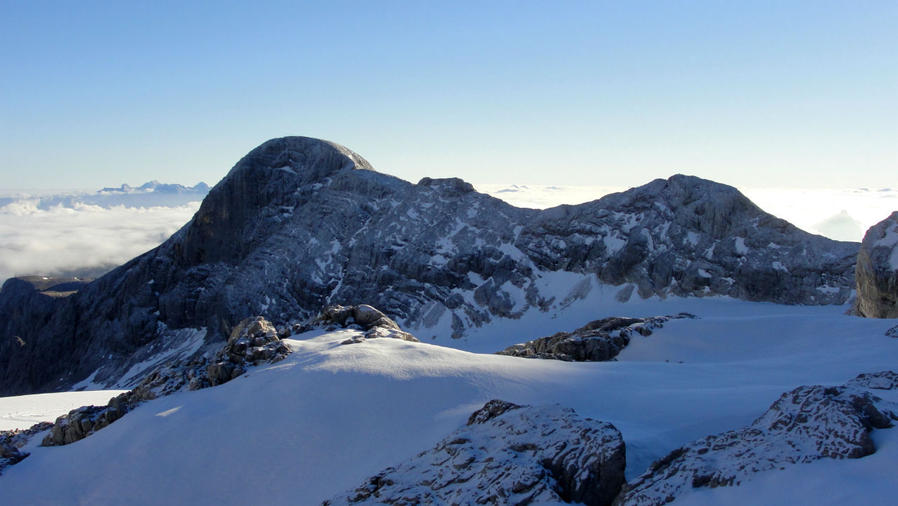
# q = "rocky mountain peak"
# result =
<box><xmin>179</xmin><ymin>136</ymin><xmax>374</xmax><ymax>266</ymax></box>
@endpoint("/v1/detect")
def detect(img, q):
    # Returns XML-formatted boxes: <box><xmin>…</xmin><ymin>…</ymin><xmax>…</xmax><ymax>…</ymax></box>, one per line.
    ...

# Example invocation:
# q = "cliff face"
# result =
<box><xmin>856</xmin><ymin>211</ymin><xmax>898</xmax><ymax>318</ymax></box>
<box><xmin>0</xmin><ymin>137</ymin><xmax>859</xmax><ymax>394</ymax></box>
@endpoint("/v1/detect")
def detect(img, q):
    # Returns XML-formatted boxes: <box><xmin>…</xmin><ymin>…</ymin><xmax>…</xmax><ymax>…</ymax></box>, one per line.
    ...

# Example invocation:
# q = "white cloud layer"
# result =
<box><xmin>0</xmin><ymin>200</ymin><xmax>199</xmax><ymax>284</ymax></box>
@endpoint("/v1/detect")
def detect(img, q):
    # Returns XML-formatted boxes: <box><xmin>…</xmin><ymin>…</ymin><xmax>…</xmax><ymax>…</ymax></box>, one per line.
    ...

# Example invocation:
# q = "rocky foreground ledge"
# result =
<box><xmin>617</xmin><ymin>371</ymin><xmax>898</xmax><ymax>505</ymax></box>
<box><xmin>325</xmin><ymin>400</ymin><xmax>627</xmax><ymax>506</ymax></box>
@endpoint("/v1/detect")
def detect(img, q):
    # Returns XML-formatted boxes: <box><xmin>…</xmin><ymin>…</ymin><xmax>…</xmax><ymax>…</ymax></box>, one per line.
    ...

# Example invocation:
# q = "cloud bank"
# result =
<box><xmin>0</xmin><ymin>200</ymin><xmax>199</xmax><ymax>284</ymax></box>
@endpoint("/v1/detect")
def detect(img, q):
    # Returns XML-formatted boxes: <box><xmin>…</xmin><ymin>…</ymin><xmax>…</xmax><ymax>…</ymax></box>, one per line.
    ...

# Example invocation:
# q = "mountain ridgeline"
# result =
<box><xmin>0</xmin><ymin>137</ymin><xmax>859</xmax><ymax>394</ymax></box>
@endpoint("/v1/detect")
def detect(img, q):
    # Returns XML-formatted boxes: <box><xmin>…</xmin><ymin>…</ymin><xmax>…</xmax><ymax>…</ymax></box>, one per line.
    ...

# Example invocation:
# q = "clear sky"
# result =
<box><xmin>1</xmin><ymin>1</ymin><xmax>895</xmax><ymax>190</ymax></box>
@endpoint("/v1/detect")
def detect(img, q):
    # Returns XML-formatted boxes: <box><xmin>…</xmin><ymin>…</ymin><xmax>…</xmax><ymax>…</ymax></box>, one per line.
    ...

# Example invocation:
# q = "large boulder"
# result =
<box><xmin>314</xmin><ymin>304</ymin><xmax>418</xmax><ymax>344</ymax></box>
<box><xmin>856</xmin><ymin>211</ymin><xmax>898</xmax><ymax>318</ymax></box>
<box><xmin>326</xmin><ymin>400</ymin><xmax>626</xmax><ymax>505</ymax></box>
<box><xmin>616</xmin><ymin>371</ymin><xmax>898</xmax><ymax>505</ymax></box>
<box><xmin>497</xmin><ymin>314</ymin><xmax>695</xmax><ymax>362</ymax></box>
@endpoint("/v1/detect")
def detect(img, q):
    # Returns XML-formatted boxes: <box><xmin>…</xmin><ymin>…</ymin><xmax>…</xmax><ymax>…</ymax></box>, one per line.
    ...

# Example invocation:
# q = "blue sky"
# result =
<box><xmin>1</xmin><ymin>1</ymin><xmax>895</xmax><ymax>190</ymax></box>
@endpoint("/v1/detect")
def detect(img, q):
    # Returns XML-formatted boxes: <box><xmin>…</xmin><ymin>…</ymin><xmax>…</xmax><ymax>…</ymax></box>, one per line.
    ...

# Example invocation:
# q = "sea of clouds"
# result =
<box><xmin>0</xmin><ymin>188</ymin><xmax>204</xmax><ymax>284</ymax></box>
<box><xmin>0</xmin><ymin>182</ymin><xmax>895</xmax><ymax>285</ymax></box>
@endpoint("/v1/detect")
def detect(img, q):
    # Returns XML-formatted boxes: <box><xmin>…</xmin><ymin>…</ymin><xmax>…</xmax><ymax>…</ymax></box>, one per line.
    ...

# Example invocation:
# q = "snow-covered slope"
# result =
<box><xmin>1</xmin><ymin>299</ymin><xmax>895</xmax><ymax>505</ymax></box>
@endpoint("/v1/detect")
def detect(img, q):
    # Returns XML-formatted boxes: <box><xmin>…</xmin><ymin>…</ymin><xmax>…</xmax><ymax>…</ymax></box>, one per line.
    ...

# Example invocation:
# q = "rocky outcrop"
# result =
<box><xmin>0</xmin><ymin>422</ymin><xmax>52</xmax><ymax>474</ymax></box>
<box><xmin>616</xmin><ymin>371</ymin><xmax>898</xmax><ymax>505</ymax></box>
<box><xmin>326</xmin><ymin>400</ymin><xmax>626</xmax><ymax>505</ymax></box>
<box><xmin>312</xmin><ymin>304</ymin><xmax>418</xmax><ymax>344</ymax></box>
<box><xmin>497</xmin><ymin>314</ymin><xmax>695</xmax><ymax>361</ymax></box>
<box><xmin>0</xmin><ymin>136</ymin><xmax>859</xmax><ymax>394</ymax></box>
<box><xmin>41</xmin><ymin>316</ymin><xmax>290</xmax><ymax>447</ymax></box>
<box><xmin>856</xmin><ymin>212</ymin><xmax>898</xmax><ymax>318</ymax></box>
<box><xmin>205</xmin><ymin>316</ymin><xmax>291</xmax><ymax>385</ymax></box>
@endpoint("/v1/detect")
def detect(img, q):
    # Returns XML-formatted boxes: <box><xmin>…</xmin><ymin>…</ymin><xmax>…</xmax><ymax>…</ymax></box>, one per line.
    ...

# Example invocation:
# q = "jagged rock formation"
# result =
<box><xmin>325</xmin><ymin>400</ymin><xmax>626</xmax><ymax>505</ymax></box>
<box><xmin>0</xmin><ymin>136</ymin><xmax>859</xmax><ymax>394</ymax></box>
<box><xmin>616</xmin><ymin>371</ymin><xmax>898</xmax><ymax>505</ymax></box>
<box><xmin>41</xmin><ymin>316</ymin><xmax>290</xmax><ymax>447</ymax></box>
<box><xmin>0</xmin><ymin>422</ymin><xmax>52</xmax><ymax>474</ymax></box>
<box><xmin>497</xmin><ymin>314</ymin><xmax>695</xmax><ymax>361</ymax></box>
<box><xmin>856</xmin><ymin>212</ymin><xmax>898</xmax><ymax>318</ymax></box>
<box><xmin>312</xmin><ymin>304</ymin><xmax>418</xmax><ymax>344</ymax></box>
<box><xmin>205</xmin><ymin>316</ymin><xmax>291</xmax><ymax>385</ymax></box>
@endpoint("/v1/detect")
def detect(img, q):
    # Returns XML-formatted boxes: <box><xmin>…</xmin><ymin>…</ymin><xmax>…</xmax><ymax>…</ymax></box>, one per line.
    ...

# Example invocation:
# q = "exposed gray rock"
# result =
<box><xmin>497</xmin><ymin>314</ymin><xmax>696</xmax><ymax>362</ymax></box>
<box><xmin>0</xmin><ymin>137</ymin><xmax>859</xmax><ymax>394</ymax></box>
<box><xmin>887</xmin><ymin>325</ymin><xmax>898</xmax><ymax>338</ymax></box>
<box><xmin>326</xmin><ymin>400</ymin><xmax>626</xmax><ymax>506</ymax></box>
<box><xmin>616</xmin><ymin>371</ymin><xmax>898</xmax><ymax>505</ymax></box>
<box><xmin>313</xmin><ymin>304</ymin><xmax>418</xmax><ymax>344</ymax></box>
<box><xmin>856</xmin><ymin>211</ymin><xmax>898</xmax><ymax>318</ymax></box>
<box><xmin>847</xmin><ymin>370</ymin><xmax>898</xmax><ymax>390</ymax></box>
<box><xmin>0</xmin><ymin>422</ymin><xmax>52</xmax><ymax>474</ymax></box>
<box><xmin>205</xmin><ymin>316</ymin><xmax>291</xmax><ymax>385</ymax></box>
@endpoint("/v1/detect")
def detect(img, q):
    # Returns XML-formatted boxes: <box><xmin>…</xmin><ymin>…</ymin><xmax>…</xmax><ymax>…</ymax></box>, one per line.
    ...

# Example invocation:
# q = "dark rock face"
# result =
<box><xmin>616</xmin><ymin>371</ymin><xmax>898</xmax><ymax>505</ymax></box>
<box><xmin>856</xmin><ymin>212</ymin><xmax>898</xmax><ymax>318</ymax></box>
<box><xmin>0</xmin><ymin>136</ymin><xmax>859</xmax><ymax>394</ymax></box>
<box><xmin>326</xmin><ymin>400</ymin><xmax>626</xmax><ymax>506</ymax></box>
<box><xmin>497</xmin><ymin>314</ymin><xmax>695</xmax><ymax>362</ymax></box>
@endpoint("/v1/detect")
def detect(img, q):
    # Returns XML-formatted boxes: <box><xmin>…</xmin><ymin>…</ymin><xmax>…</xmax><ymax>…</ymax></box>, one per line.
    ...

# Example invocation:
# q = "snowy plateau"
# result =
<box><xmin>1</xmin><ymin>137</ymin><xmax>897</xmax><ymax>505</ymax></box>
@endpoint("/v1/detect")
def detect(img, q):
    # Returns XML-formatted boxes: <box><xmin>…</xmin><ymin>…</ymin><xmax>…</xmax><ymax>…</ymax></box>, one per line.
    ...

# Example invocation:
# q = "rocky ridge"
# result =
<box><xmin>41</xmin><ymin>316</ymin><xmax>290</xmax><ymax>447</ymax></box>
<box><xmin>326</xmin><ymin>400</ymin><xmax>626</xmax><ymax>506</ymax></box>
<box><xmin>616</xmin><ymin>371</ymin><xmax>898</xmax><ymax>505</ymax></box>
<box><xmin>497</xmin><ymin>313</ymin><xmax>696</xmax><ymax>362</ymax></box>
<box><xmin>856</xmin><ymin>211</ymin><xmax>898</xmax><ymax>318</ymax></box>
<box><xmin>0</xmin><ymin>136</ymin><xmax>860</xmax><ymax>394</ymax></box>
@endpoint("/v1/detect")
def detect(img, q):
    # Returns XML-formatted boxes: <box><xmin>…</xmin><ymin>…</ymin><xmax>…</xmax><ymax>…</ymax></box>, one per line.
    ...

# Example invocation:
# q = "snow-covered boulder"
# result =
<box><xmin>314</xmin><ymin>304</ymin><xmax>418</xmax><ymax>344</ymax></box>
<box><xmin>856</xmin><ymin>211</ymin><xmax>898</xmax><ymax>318</ymax></box>
<box><xmin>206</xmin><ymin>316</ymin><xmax>291</xmax><ymax>385</ymax></box>
<box><xmin>617</xmin><ymin>371</ymin><xmax>898</xmax><ymax>505</ymax></box>
<box><xmin>326</xmin><ymin>400</ymin><xmax>626</xmax><ymax>505</ymax></box>
<box><xmin>497</xmin><ymin>314</ymin><xmax>695</xmax><ymax>362</ymax></box>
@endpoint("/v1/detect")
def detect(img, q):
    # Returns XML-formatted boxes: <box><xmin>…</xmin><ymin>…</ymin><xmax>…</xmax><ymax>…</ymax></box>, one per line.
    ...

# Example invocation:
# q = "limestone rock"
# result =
<box><xmin>313</xmin><ymin>304</ymin><xmax>418</xmax><ymax>344</ymax></box>
<box><xmin>497</xmin><ymin>314</ymin><xmax>696</xmax><ymax>362</ymax></box>
<box><xmin>856</xmin><ymin>211</ymin><xmax>898</xmax><ymax>318</ymax></box>
<box><xmin>616</xmin><ymin>371</ymin><xmax>898</xmax><ymax>505</ymax></box>
<box><xmin>326</xmin><ymin>400</ymin><xmax>626</xmax><ymax>506</ymax></box>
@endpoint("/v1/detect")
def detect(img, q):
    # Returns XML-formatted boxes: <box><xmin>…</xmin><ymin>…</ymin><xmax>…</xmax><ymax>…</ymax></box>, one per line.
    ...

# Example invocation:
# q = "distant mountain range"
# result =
<box><xmin>0</xmin><ymin>181</ymin><xmax>209</xmax><ymax>210</ymax></box>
